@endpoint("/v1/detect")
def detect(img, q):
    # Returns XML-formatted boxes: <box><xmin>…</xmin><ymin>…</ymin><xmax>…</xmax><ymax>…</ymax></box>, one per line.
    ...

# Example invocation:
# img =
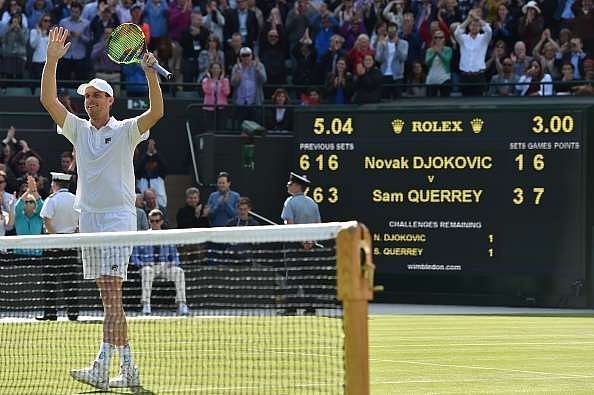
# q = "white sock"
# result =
<box><xmin>95</xmin><ymin>342</ymin><xmax>112</xmax><ymax>366</ymax></box>
<box><xmin>119</xmin><ymin>344</ymin><xmax>134</xmax><ymax>366</ymax></box>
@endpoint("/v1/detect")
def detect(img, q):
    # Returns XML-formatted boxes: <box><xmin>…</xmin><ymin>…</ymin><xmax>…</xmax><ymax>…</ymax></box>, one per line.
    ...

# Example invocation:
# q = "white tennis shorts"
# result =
<box><xmin>79</xmin><ymin>210</ymin><xmax>136</xmax><ymax>280</ymax></box>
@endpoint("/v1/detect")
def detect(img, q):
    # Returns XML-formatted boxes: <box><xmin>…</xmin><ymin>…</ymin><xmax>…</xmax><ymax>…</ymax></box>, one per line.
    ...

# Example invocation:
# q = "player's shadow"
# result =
<box><xmin>77</xmin><ymin>386</ymin><xmax>156</xmax><ymax>394</ymax></box>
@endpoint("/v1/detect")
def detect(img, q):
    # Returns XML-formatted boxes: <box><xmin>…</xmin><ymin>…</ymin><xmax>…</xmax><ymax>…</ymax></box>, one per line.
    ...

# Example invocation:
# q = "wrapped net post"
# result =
<box><xmin>0</xmin><ymin>222</ymin><xmax>374</xmax><ymax>394</ymax></box>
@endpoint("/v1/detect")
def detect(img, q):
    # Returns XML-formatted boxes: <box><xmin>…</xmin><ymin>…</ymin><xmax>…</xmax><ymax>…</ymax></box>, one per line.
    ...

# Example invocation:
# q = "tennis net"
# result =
<box><xmin>0</xmin><ymin>221</ymin><xmax>374</xmax><ymax>394</ymax></box>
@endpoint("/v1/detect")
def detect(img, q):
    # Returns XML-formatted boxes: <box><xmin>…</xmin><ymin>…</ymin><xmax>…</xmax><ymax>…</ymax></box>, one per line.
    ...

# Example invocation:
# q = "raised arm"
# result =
<box><xmin>40</xmin><ymin>27</ymin><xmax>71</xmax><ymax>128</ymax></box>
<box><xmin>137</xmin><ymin>53</ymin><xmax>164</xmax><ymax>134</ymax></box>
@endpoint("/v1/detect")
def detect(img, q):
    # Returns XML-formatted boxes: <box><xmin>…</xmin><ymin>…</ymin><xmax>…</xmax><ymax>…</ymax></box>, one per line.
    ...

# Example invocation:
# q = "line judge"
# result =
<box><xmin>40</xmin><ymin>26</ymin><xmax>164</xmax><ymax>390</ymax></box>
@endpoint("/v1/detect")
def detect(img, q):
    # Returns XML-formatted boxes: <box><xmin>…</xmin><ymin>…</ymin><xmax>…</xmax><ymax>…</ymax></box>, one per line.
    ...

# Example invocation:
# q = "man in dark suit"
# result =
<box><xmin>223</xmin><ymin>0</ymin><xmax>259</xmax><ymax>48</ymax></box>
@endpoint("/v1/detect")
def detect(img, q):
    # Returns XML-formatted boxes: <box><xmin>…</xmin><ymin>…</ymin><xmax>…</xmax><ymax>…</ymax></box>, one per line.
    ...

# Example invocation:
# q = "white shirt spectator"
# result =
<box><xmin>454</xmin><ymin>21</ymin><xmax>492</xmax><ymax>72</ymax></box>
<box><xmin>29</xmin><ymin>28</ymin><xmax>49</xmax><ymax>63</ymax></box>
<box><xmin>40</xmin><ymin>188</ymin><xmax>80</xmax><ymax>233</ymax></box>
<box><xmin>58</xmin><ymin>113</ymin><xmax>149</xmax><ymax>213</ymax></box>
<box><xmin>517</xmin><ymin>74</ymin><xmax>553</xmax><ymax>96</ymax></box>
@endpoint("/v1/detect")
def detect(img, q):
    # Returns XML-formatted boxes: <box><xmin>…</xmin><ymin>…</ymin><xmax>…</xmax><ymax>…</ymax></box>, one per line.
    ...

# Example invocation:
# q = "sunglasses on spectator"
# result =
<box><xmin>42</xmin><ymin>18</ymin><xmax>51</xmax><ymax>22</ymax></box>
<box><xmin>24</xmin><ymin>200</ymin><xmax>36</xmax><ymax>204</ymax></box>
<box><xmin>503</xmin><ymin>62</ymin><xmax>513</xmax><ymax>66</ymax></box>
<box><xmin>240</xmin><ymin>54</ymin><xmax>251</xmax><ymax>57</ymax></box>
<box><xmin>433</xmin><ymin>35</ymin><xmax>444</xmax><ymax>39</ymax></box>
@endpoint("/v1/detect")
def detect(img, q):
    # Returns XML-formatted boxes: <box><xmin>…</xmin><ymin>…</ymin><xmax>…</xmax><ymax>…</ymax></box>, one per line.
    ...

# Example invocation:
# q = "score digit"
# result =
<box><xmin>515</xmin><ymin>154</ymin><xmax>545</xmax><ymax>171</ymax></box>
<box><xmin>299</xmin><ymin>154</ymin><xmax>340</xmax><ymax>171</ymax></box>
<box><xmin>312</xmin><ymin>117</ymin><xmax>354</xmax><ymax>135</ymax></box>
<box><xmin>532</xmin><ymin>115</ymin><xmax>574</xmax><ymax>133</ymax></box>
<box><xmin>304</xmin><ymin>186</ymin><xmax>340</xmax><ymax>204</ymax></box>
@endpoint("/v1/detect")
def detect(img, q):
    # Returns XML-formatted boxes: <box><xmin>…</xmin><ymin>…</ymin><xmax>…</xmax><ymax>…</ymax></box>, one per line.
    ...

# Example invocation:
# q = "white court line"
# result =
<box><xmin>370</xmin><ymin>341</ymin><xmax>594</xmax><ymax>347</ymax></box>
<box><xmin>370</xmin><ymin>358</ymin><xmax>594</xmax><ymax>379</ymax></box>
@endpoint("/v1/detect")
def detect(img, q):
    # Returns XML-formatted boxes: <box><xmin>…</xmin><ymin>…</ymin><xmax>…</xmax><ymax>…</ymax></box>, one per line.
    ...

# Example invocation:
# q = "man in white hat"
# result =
<box><xmin>40</xmin><ymin>26</ymin><xmax>164</xmax><ymax>390</ymax></box>
<box><xmin>37</xmin><ymin>171</ymin><xmax>80</xmax><ymax>322</ymax></box>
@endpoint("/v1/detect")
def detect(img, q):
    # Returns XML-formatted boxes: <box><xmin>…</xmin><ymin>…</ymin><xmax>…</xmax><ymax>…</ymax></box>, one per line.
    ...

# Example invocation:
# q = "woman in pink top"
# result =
<box><xmin>201</xmin><ymin>62</ymin><xmax>230</xmax><ymax>131</ymax></box>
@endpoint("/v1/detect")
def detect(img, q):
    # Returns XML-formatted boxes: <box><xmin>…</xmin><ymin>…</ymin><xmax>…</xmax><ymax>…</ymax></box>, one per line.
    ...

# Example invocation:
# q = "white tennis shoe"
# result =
<box><xmin>109</xmin><ymin>364</ymin><xmax>141</xmax><ymax>388</ymax></box>
<box><xmin>142</xmin><ymin>303</ymin><xmax>151</xmax><ymax>315</ymax></box>
<box><xmin>70</xmin><ymin>361</ymin><xmax>109</xmax><ymax>390</ymax></box>
<box><xmin>178</xmin><ymin>303</ymin><xmax>190</xmax><ymax>316</ymax></box>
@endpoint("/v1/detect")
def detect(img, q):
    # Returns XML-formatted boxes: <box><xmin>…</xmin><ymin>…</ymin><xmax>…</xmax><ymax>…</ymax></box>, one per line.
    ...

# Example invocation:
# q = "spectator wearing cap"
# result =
<box><xmin>230</xmin><ymin>47</ymin><xmax>266</xmax><ymax>122</ymax></box>
<box><xmin>58</xmin><ymin>1</ymin><xmax>90</xmax><ymax>82</ymax></box>
<box><xmin>325</xmin><ymin>57</ymin><xmax>354</xmax><ymax>104</ymax></box>
<box><xmin>37</xmin><ymin>171</ymin><xmax>80</xmax><ymax>321</ymax></box>
<box><xmin>223</xmin><ymin>0</ymin><xmax>259</xmax><ymax>47</ymax></box>
<box><xmin>489</xmin><ymin>56</ymin><xmax>519</xmax><ymax>96</ymax></box>
<box><xmin>91</xmin><ymin>27</ymin><xmax>122</xmax><ymax>96</ymax></box>
<box><xmin>517</xmin><ymin>1</ymin><xmax>544</xmax><ymax>53</ymax></box>
<box><xmin>375</xmin><ymin>23</ymin><xmax>409</xmax><ymax>98</ymax></box>
<box><xmin>454</xmin><ymin>8</ymin><xmax>492</xmax><ymax>96</ymax></box>
<box><xmin>206</xmin><ymin>171</ymin><xmax>240</xmax><ymax>227</ymax></box>
<box><xmin>517</xmin><ymin>59</ymin><xmax>553</xmax><ymax>96</ymax></box>
<box><xmin>266</xmin><ymin>88</ymin><xmax>292</xmax><ymax>130</ymax></box>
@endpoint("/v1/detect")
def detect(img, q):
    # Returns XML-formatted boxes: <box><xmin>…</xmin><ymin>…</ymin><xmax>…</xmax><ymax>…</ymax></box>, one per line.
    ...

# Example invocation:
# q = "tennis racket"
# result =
<box><xmin>106</xmin><ymin>23</ymin><xmax>173</xmax><ymax>80</ymax></box>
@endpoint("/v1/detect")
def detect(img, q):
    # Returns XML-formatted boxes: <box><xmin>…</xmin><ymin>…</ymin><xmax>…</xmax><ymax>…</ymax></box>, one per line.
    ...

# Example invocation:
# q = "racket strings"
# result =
<box><xmin>107</xmin><ymin>24</ymin><xmax>146</xmax><ymax>64</ymax></box>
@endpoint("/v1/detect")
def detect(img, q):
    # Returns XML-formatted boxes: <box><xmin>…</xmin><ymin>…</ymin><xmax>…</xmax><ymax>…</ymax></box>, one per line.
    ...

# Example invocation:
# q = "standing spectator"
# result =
<box><xmin>265</xmin><ymin>88</ymin><xmax>292</xmax><ymax>130</ymax></box>
<box><xmin>555</xmin><ymin>62</ymin><xmax>580</xmax><ymax>94</ymax></box>
<box><xmin>353</xmin><ymin>54</ymin><xmax>383</xmax><ymax>103</ymax></box>
<box><xmin>314</xmin><ymin>12</ymin><xmax>338</xmax><ymax>61</ymax></box>
<box><xmin>561</xmin><ymin>37</ymin><xmax>587</xmax><ymax>79</ymax></box>
<box><xmin>405</xmin><ymin>60</ymin><xmax>427</xmax><ymax>96</ymax></box>
<box><xmin>206</xmin><ymin>171</ymin><xmax>240</xmax><ymax>227</ymax></box>
<box><xmin>58</xmin><ymin>1</ymin><xmax>90</xmax><ymax>82</ymax></box>
<box><xmin>29</xmin><ymin>13</ymin><xmax>51</xmax><ymax>81</ymax></box>
<box><xmin>226</xmin><ymin>196</ymin><xmax>258</xmax><ymax>226</ymax></box>
<box><xmin>339</xmin><ymin>11</ymin><xmax>367</xmax><ymax>50</ymax></box>
<box><xmin>517</xmin><ymin>1</ymin><xmax>544</xmax><ymax>53</ymax></box>
<box><xmin>17</xmin><ymin>156</ymin><xmax>50</xmax><ymax>198</ymax></box>
<box><xmin>0</xmin><ymin>170</ymin><xmax>15</xmax><ymax>214</ymax></box>
<box><xmin>489</xmin><ymin>56</ymin><xmax>519</xmax><ymax>95</ymax></box>
<box><xmin>285</xmin><ymin>0</ymin><xmax>313</xmax><ymax>53</ymax></box>
<box><xmin>0</xmin><ymin>192</ymin><xmax>11</xmax><ymax>236</ymax></box>
<box><xmin>144</xmin><ymin>0</ymin><xmax>168</xmax><ymax>52</ymax></box>
<box><xmin>116</xmin><ymin>0</ymin><xmax>133</xmax><ymax>23</ymax></box>
<box><xmin>176</xmin><ymin>187</ymin><xmax>209</xmax><ymax>228</ymax></box>
<box><xmin>224</xmin><ymin>0</ymin><xmax>259</xmax><ymax>47</ymax></box>
<box><xmin>399</xmin><ymin>12</ymin><xmax>424</xmax><ymax>68</ymax></box>
<box><xmin>37</xmin><ymin>172</ymin><xmax>79</xmax><ymax>322</ymax></box>
<box><xmin>167</xmin><ymin>0</ymin><xmax>192</xmax><ymax>84</ymax></box>
<box><xmin>572</xmin><ymin>0</ymin><xmax>593</xmax><ymax>54</ymax></box>
<box><xmin>203</xmin><ymin>0</ymin><xmax>225</xmax><ymax>44</ymax></box>
<box><xmin>136</xmin><ymin>139</ymin><xmax>168</xmax><ymax>209</ymax></box>
<box><xmin>383</xmin><ymin>0</ymin><xmax>405</xmax><ymax>30</ymax></box>
<box><xmin>348</xmin><ymin>33</ymin><xmax>374</xmax><ymax>75</ymax></box>
<box><xmin>485</xmin><ymin>39</ymin><xmax>508</xmax><ymax>78</ymax></box>
<box><xmin>89</xmin><ymin>2</ymin><xmax>119</xmax><ymax>45</ymax></box>
<box><xmin>179</xmin><ymin>10</ymin><xmax>209</xmax><ymax>89</ymax></box>
<box><xmin>230</xmin><ymin>47</ymin><xmax>266</xmax><ymax>122</ymax></box>
<box><xmin>437</xmin><ymin>0</ymin><xmax>462</xmax><ymax>27</ymax></box>
<box><xmin>26</xmin><ymin>0</ymin><xmax>52</xmax><ymax>31</ymax></box>
<box><xmin>325</xmin><ymin>57</ymin><xmax>354</xmax><ymax>104</ymax></box>
<box><xmin>201</xmin><ymin>61</ymin><xmax>230</xmax><ymax>131</ymax></box>
<box><xmin>454</xmin><ymin>9</ymin><xmax>492</xmax><ymax>96</ymax></box>
<box><xmin>317</xmin><ymin>34</ymin><xmax>346</xmax><ymax>81</ymax></box>
<box><xmin>130</xmin><ymin>4</ymin><xmax>150</xmax><ymax>45</ymax></box>
<box><xmin>425</xmin><ymin>29</ymin><xmax>453</xmax><ymax>96</ymax></box>
<box><xmin>91</xmin><ymin>27</ymin><xmax>121</xmax><ymax>96</ymax></box>
<box><xmin>1</xmin><ymin>0</ymin><xmax>29</xmax><ymax>29</ymax></box>
<box><xmin>532</xmin><ymin>29</ymin><xmax>562</xmax><ymax>80</ymax></box>
<box><xmin>132</xmin><ymin>209</ymin><xmax>190</xmax><ymax>316</ymax></box>
<box><xmin>292</xmin><ymin>29</ymin><xmax>317</xmax><ymax>86</ymax></box>
<box><xmin>491</xmin><ymin>3</ymin><xmax>513</xmax><ymax>46</ymax></box>
<box><xmin>517</xmin><ymin>59</ymin><xmax>553</xmax><ymax>96</ymax></box>
<box><xmin>135</xmin><ymin>193</ymin><xmax>149</xmax><ymax>231</ymax></box>
<box><xmin>198</xmin><ymin>35</ymin><xmax>225</xmax><ymax>82</ymax></box>
<box><xmin>375</xmin><ymin>23</ymin><xmax>408</xmax><ymax>98</ymax></box>
<box><xmin>259</xmin><ymin>28</ymin><xmax>288</xmax><ymax>93</ymax></box>
<box><xmin>1</xmin><ymin>14</ymin><xmax>29</xmax><ymax>81</ymax></box>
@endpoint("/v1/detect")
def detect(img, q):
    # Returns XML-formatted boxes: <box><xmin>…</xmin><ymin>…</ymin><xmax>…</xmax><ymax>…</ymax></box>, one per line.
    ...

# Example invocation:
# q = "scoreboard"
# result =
<box><xmin>293</xmin><ymin>102</ymin><xmax>593</xmax><ymax>305</ymax></box>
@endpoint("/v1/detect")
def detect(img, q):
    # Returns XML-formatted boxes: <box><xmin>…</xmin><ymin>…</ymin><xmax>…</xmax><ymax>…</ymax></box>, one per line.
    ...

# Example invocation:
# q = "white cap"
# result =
<box><xmin>50</xmin><ymin>172</ymin><xmax>73</xmax><ymax>181</ymax></box>
<box><xmin>239</xmin><ymin>47</ymin><xmax>252</xmax><ymax>56</ymax></box>
<box><xmin>76</xmin><ymin>78</ymin><xmax>114</xmax><ymax>97</ymax></box>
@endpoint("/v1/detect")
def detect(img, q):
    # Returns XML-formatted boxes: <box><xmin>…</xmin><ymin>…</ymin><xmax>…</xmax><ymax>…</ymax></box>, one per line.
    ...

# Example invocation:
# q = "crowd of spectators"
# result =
<box><xmin>0</xmin><ymin>0</ymin><xmax>592</xmax><ymax>102</ymax></box>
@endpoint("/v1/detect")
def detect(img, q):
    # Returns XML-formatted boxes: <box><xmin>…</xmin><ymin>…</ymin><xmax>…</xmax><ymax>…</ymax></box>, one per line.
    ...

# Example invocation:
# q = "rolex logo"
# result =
<box><xmin>470</xmin><ymin>118</ymin><xmax>484</xmax><ymax>133</ymax></box>
<box><xmin>391</xmin><ymin>119</ymin><xmax>405</xmax><ymax>134</ymax></box>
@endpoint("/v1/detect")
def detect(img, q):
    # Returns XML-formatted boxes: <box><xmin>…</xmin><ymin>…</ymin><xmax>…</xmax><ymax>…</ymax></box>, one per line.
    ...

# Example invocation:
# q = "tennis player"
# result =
<box><xmin>40</xmin><ymin>27</ymin><xmax>164</xmax><ymax>390</ymax></box>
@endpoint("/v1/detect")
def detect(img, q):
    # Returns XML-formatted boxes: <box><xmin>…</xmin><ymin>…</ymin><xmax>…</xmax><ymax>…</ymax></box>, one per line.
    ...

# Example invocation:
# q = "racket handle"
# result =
<box><xmin>153</xmin><ymin>62</ymin><xmax>173</xmax><ymax>80</ymax></box>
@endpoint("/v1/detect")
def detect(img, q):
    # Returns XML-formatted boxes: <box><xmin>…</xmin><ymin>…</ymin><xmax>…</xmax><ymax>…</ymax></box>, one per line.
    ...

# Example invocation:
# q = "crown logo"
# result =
<box><xmin>470</xmin><ymin>118</ymin><xmax>484</xmax><ymax>133</ymax></box>
<box><xmin>391</xmin><ymin>119</ymin><xmax>405</xmax><ymax>134</ymax></box>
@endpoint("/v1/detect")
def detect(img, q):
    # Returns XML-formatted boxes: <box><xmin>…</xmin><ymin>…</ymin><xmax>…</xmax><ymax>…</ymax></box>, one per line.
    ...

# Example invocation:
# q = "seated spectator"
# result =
<box><xmin>226</xmin><ymin>197</ymin><xmax>259</xmax><ymax>226</ymax></box>
<box><xmin>135</xmin><ymin>193</ymin><xmax>149</xmax><ymax>231</ymax></box>
<box><xmin>571</xmin><ymin>0</ymin><xmax>593</xmax><ymax>54</ymax></box>
<box><xmin>511</xmin><ymin>41</ymin><xmax>533</xmax><ymax>79</ymax></box>
<box><xmin>300</xmin><ymin>88</ymin><xmax>321</xmax><ymax>105</ymax></box>
<box><xmin>132</xmin><ymin>209</ymin><xmax>190</xmax><ymax>316</ymax></box>
<box><xmin>517</xmin><ymin>1</ymin><xmax>544</xmax><ymax>53</ymax></box>
<box><xmin>1</xmin><ymin>14</ymin><xmax>28</xmax><ymax>81</ymax></box>
<box><xmin>136</xmin><ymin>140</ymin><xmax>168</xmax><ymax>208</ymax></box>
<box><xmin>348</xmin><ymin>34</ymin><xmax>374</xmax><ymax>75</ymax></box>
<box><xmin>265</xmin><ymin>88</ymin><xmax>293</xmax><ymax>131</ymax></box>
<box><xmin>317</xmin><ymin>34</ymin><xmax>347</xmax><ymax>82</ymax></box>
<box><xmin>560</xmin><ymin>37</ymin><xmax>587</xmax><ymax>80</ymax></box>
<box><xmin>10</xmin><ymin>176</ymin><xmax>44</xmax><ymax>256</ymax></box>
<box><xmin>224</xmin><ymin>33</ymin><xmax>242</xmax><ymax>76</ymax></box>
<box><xmin>143</xmin><ymin>188</ymin><xmax>168</xmax><ymax>227</ymax></box>
<box><xmin>353</xmin><ymin>54</ymin><xmax>383</xmax><ymax>103</ymax></box>
<box><xmin>572</xmin><ymin>58</ymin><xmax>594</xmax><ymax>95</ymax></box>
<box><xmin>517</xmin><ymin>60</ymin><xmax>553</xmax><ymax>96</ymax></box>
<box><xmin>122</xmin><ymin>64</ymin><xmax>148</xmax><ymax>97</ymax></box>
<box><xmin>555</xmin><ymin>62</ymin><xmax>580</xmax><ymax>94</ymax></box>
<box><xmin>176</xmin><ymin>187</ymin><xmax>209</xmax><ymax>228</ymax></box>
<box><xmin>59</xmin><ymin>151</ymin><xmax>73</xmax><ymax>173</ymax></box>
<box><xmin>0</xmin><ymin>170</ymin><xmax>15</xmax><ymax>233</ymax></box>
<box><xmin>405</xmin><ymin>61</ymin><xmax>427</xmax><ymax>97</ymax></box>
<box><xmin>198</xmin><ymin>34</ymin><xmax>225</xmax><ymax>83</ymax></box>
<box><xmin>16</xmin><ymin>155</ymin><xmax>50</xmax><ymax>198</ymax></box>
<box><xmin>201</xmin><ymin>61</ymin><xmax>230</xmax><ymax>131</ymax></box>
<box><xmin>375</xmin><ymin>23</ymin><xmax>408</xmax><ymax>98</ymax></box>
<box><xmin>206</xmin><ymin>171</ymin><xmax>239</xmax><ymax>227</ymax></box>
<box><xmin>91</xmin><ymin>27</ymin><xmax>121</xmax><ymax>95</ymax></box>
<box><xmin>425</xmin><ymin>29</ymin><xmax>453</xmax><ymax>97</ymax></box>
<box><xmin>489</xmin><ymin>57</ymin><xmax>519</xmax><ymax>96</ymax></box>
<box><xmin>325</xmin><ymin>57</ymin><xmax>354</xmax><ymax>104</ymax></box>
<box><xmin>29</xmin><ymin>14</ymin><xmax>51</xmax><ymax>82</ymax></box>
<box><xmin>485</xmin><ymin>40</ymin><xmax>508</xmax><ymax>78</ymax></box>
<box><xmin>0</xmin><ymin>192</ymin><xmax>11</xmax><ymax>236</ymax></box>
<box><xmin>532</xmin><ymin>29</ymin><xmax>561</xmax><ymax>80</ymax></box>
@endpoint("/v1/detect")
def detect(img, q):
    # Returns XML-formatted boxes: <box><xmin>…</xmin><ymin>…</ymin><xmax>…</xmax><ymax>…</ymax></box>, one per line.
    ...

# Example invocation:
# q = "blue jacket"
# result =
<box><xmin>131</xmin><ymin>244</ymin><xmax>180</xmax><ymax>266</ymax></box>
<box><xmin>207</xmin><ymin>190</ymin><xmax>240</xmax><ymax>227</ymax></box>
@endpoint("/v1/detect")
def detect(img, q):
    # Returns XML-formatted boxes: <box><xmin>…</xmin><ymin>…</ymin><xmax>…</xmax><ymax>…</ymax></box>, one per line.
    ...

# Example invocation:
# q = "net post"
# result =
<box><xmin>336</xmin><ymin>222</ymin><xmax>375</xmax><ymax>395</ymax></box>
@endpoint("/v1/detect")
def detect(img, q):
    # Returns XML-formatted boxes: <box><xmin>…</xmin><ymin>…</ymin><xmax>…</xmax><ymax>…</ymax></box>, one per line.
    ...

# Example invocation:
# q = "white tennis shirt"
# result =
<box><xmin>58</xmin><ymin>112</ymin><xmax>149</xmax><ymax>213</ymax></box>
